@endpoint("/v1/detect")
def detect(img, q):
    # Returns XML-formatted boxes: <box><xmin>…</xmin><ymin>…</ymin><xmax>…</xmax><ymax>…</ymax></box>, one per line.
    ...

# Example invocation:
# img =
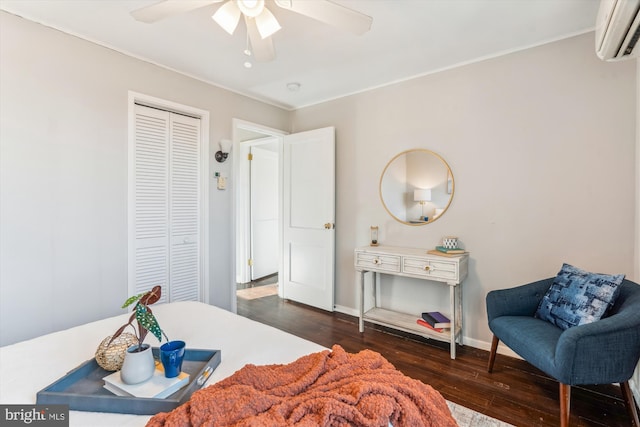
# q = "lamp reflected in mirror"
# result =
<box><xmin>413</xmin><ymin>188</ymin><xmax>431</xmax><ymax>221</ymax></box>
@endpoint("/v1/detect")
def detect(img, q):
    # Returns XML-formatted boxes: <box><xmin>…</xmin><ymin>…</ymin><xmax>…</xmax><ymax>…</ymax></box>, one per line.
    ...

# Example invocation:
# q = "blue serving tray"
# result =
<box><xmin>36</xmin><ymin>348</ymin><xmax>221</xmax><ymax>415</ymax></box>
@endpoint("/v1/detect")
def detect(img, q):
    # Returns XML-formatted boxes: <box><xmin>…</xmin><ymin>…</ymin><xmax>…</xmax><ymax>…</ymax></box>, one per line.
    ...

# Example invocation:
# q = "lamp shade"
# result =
<box><xmin>413</xmin><ymin>189</ymin><xmax>432</xmax><ymax>202</ymax></box>
<box><xmin>220</xmin><ymin>139</ymin><xmax>232</xmax><ymax>153</ymax></box>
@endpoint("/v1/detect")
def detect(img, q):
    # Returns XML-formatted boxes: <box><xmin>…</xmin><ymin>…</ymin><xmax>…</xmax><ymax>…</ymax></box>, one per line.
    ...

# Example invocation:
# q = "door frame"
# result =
<box><xmin>232</xmin><ymin>119</ymin><xmax>287</xmax><ymax>311</ymax></box>
<box><xmin>127</xmin><ymin>91</ymin><xmax>210</xmax><ymax>303</ymax></box>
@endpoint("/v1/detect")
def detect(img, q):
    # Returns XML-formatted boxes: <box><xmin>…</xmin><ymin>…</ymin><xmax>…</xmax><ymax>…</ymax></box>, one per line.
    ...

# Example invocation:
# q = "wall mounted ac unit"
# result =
<box><xmin>595</xmin><ymin>0</ymin><xmax>640</xmax><ymax>61</ymax></box>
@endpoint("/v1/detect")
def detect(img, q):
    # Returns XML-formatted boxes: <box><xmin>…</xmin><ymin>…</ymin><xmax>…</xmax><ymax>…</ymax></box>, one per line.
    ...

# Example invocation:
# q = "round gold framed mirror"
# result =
<box><xmin>379</xmin><ymin>149</ymin><xmax>454</xmax><ymax>225</ymax></box>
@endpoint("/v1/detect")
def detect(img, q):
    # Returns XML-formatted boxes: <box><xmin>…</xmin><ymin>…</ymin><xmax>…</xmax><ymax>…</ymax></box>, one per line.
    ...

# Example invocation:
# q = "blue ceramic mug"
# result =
<box><xmin>160</xmin><ymin>340</ymin><xmax>186</xmax><ymax>378</ymax></box>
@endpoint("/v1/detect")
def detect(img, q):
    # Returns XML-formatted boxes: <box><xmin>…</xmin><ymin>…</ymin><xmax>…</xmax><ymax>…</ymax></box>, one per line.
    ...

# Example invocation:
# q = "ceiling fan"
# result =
<box><xmin>131</xmin><ymin>0</ymin><xmax>373</xmax><ymax>62</ymax></box>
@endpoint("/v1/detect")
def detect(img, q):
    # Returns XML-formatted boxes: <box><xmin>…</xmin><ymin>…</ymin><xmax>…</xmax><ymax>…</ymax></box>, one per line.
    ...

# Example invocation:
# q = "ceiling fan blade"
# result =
<box><xmin>212</xmin><ymin>1</ymin><xmax>242</xmax><ymax>34</ymax></box>
<box><xmin>131</xmin><ymin>0</ymin><xmax>223</xmax><ymax>23</ymax></box>
<box><xmin>246</xmin><ymin>16</ymin><xmax>276</xmax><ymax>62</ymax></box>
<box><xmin>275</xmin><ymin>0</ymin><xmax>372</xmax><ymax>35</ymax></box>
<box><xmin>255</xmin><ymin>7</ymin><xmax>281</xmax><ymax>39</ymax></box>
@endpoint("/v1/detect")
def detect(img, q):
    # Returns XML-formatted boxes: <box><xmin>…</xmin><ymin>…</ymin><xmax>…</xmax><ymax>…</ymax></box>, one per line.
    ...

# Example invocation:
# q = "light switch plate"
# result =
<box><xmin>217</xmin><ymin>176</ymin><xmax>227</xmax><ymax>190</ymax></box>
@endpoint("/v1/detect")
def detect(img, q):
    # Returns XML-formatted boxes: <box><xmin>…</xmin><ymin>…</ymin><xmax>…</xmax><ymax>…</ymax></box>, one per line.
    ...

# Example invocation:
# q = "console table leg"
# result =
<box><xmin>456</xmin><ymin>284</ymin><xmax>463</xmax><ymax>347</ymax></box>
<box><xmin>449</xmin><ymin>284</ymin><xmax>456</xmax><ymax>359</ymax></box>
<box><xmin>359</xmin><ymin>271</ymin><xmax>365</xmax><ymax>332</ymax></box>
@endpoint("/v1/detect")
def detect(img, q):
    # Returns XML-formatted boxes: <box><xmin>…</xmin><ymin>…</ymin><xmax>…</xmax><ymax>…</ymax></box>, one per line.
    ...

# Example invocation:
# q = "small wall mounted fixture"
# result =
<box><xmin>215</xmin><ymin>139</ymin><xmax>232</xmax><ymax>163</ymax></box>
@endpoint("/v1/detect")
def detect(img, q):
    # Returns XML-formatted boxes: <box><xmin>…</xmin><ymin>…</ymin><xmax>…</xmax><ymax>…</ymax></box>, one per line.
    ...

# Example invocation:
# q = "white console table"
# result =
<box><xmin>355</xmin><ymin>246</ymin><xmax>469</xmax><ymax>359</ymax></box>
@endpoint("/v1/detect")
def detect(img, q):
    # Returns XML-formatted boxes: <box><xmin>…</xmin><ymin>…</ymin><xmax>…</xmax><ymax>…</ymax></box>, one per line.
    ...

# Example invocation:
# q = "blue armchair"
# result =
<box><xmin>486</xmin><ymin>278</ymin><xmax>640</xmax><ymax>427</ymax></box>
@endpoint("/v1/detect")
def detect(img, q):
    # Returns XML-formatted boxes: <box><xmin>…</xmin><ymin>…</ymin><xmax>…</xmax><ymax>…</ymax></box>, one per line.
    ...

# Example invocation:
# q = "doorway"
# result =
<box><xmin>233</xmin><ymin>120</ymin><xmax>286</xmax><ymax>311</ymax></box>
<box><xmin>237</xmin><ymin>140</ymin><xmax>280</xmax><ymax>299</ymax></box>
<box><xmin>232</xmin><ymin>119</ymin><xmax>336</xmax><ymax>314</ymax></box>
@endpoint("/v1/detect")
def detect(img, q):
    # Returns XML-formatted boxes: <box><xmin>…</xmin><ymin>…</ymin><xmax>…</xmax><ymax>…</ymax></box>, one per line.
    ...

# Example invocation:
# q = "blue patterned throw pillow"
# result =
<box><xmin>535</xmin><ymin>263</ymin><xmax>625</xmax><ymax>330</ymax></box>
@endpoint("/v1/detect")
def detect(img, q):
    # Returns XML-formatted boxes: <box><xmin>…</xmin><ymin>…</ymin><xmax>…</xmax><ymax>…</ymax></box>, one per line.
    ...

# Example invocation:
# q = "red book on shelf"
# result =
<box><xmin>416</xmin><ymin>318</ymin><xmax>444</xmax><ymax>332</ymax></box>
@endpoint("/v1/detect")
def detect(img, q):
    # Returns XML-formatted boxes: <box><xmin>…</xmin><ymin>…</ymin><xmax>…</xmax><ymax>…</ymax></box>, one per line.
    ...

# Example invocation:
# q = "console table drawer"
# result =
<box><xmin>355</xmin><ymin>252</ymin><xmax>401</xmax><ymax>273</ymax></box>
<box><xmin>402</xmin><ymin>257</ymin><xmax>457</xmax><ymax>281</ymax></box>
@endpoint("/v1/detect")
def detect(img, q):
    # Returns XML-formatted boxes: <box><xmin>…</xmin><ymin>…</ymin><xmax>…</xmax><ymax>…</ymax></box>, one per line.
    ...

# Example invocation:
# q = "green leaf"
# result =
<box><xmin>122</xmin><ymin>292</ymin><xmax>145</xmax><ymax>309</ymax></box>
<box><xmin>135</xmin><ymin>304</ymin><xmax>163</xmax><ymax>342</ymax></box>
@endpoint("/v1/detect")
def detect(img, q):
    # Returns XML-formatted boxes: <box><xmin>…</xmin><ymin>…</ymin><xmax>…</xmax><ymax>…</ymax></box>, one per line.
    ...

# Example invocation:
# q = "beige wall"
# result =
<box><xmin>291</xmin><ymin>33</ymin><xmax>636</xmax><ymax>350</ymax></box>
<box><xmin>0</xmin><ymin>11</ymin><xmax>290</xmax><ymax>346</ymax></box>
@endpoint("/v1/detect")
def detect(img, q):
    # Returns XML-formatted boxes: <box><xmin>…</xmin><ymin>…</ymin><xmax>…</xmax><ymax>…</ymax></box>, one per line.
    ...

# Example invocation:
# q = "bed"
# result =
<box><xmin>0</xmin><ymin>301</ymin><xmax>455</xmax><ymax>426</ymax></box>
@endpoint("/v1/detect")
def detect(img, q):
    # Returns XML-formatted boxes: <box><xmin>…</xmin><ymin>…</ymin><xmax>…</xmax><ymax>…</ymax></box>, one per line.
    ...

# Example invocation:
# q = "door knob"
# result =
<box><xmin>324</xmin><ymin>223</ymin><xmax>334</xmax><ymax>229</ymax></box>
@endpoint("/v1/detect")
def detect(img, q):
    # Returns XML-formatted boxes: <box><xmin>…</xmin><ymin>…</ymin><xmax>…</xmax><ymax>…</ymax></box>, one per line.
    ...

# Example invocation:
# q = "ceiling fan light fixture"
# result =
<box><xmin>255</xmin><ymin>8</ymin><xmax>281</xmax><ymax>39</ymax></box>
<box><xmin>236</xmin><ymin>0</ymin><xmax>265</xmax><ymax>18</ymax></box>
<box><xmin>212</xmin><ymin>1</ymin><xmax>242</xmax><ymax>35</ymax></box>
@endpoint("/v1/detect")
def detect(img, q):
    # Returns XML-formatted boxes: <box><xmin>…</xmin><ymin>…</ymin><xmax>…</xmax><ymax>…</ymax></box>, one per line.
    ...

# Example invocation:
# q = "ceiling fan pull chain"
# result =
<box><xmin>243</xmin><ymin>29</ymin><xmax>253</xmax><ymax>68</ymax></box>
<box><xmin>244</xmin><ymin>29</ymin><xmax>252</xmax><ymax>57</ymax></box>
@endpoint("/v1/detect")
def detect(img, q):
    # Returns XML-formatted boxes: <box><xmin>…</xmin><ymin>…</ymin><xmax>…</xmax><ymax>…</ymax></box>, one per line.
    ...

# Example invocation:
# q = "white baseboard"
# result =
<box><xmin>333</xmin><ymin>305</ymin><xmax>521</xmax><ymax>359</ymax></box>
<box><xmin>334</xmin><ymin>304</ymin><xmax>358</xmax><ymax>317</ymax></box>
<box><xmin>462</xmin><ymin>337</ymin><xmax>521</xmax><ymax>359</ymax></box>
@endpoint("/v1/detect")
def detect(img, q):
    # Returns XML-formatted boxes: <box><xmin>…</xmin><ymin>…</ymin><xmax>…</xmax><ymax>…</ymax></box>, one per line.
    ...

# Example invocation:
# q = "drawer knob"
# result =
<box><xmin>373</xmin><ymin>258</ymin><xmax>381</xmax><ymax>265</ymax></box>
<box><xmin>423</xmin><ymin>265</ymin><xmax>430</xmax><ymax>271</ymax></box>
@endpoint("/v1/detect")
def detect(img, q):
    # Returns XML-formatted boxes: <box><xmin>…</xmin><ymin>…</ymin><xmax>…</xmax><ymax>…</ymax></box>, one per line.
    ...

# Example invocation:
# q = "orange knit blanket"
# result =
<box><xmin>146</xmin><ymin>345</ymin><xmax>457</xmax><ymax>427</ymax></box>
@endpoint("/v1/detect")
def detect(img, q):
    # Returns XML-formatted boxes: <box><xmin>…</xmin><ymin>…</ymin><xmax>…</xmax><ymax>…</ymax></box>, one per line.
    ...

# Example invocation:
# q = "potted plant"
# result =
<box><xmin>108</xmin><ymin>285</ymin><xmax>169</xmax><ymax>384</ymax></box>
<box><xmin>108</xmin><ymin>285</ymin><xmax>168</xmax><ymax>349</ymax></box>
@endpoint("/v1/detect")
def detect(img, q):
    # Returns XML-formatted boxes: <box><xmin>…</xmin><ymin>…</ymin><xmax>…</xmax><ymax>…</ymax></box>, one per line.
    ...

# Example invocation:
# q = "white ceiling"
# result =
<box><xmin>0</xmin><ymin>0</ymin><xmax>600</xmax><ymax>110</ymax></box>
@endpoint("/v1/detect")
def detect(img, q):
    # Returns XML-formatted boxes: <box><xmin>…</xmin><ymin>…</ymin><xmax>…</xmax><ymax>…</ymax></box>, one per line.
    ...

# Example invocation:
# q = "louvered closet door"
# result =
<box><xmin>132</xmin><ymin>104</ymin><xmax>201</xmax><ymax>303</ymax></box>
<box><xmin>169</xmin><ymin>114</ymin><xmax>201</xmax><ymax>301</ymax></box>
<box><xmin>133</xmin><ymin>106</ymin><xmax>170</xmax><ymax>302</ymax></box>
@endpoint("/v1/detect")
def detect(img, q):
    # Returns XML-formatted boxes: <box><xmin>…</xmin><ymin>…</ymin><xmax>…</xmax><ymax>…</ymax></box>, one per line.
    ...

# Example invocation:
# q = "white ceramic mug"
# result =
<box><xmin>443</xmin><ymin>236</ymin><xmax>458</xmax><ymax>249</ymax></box>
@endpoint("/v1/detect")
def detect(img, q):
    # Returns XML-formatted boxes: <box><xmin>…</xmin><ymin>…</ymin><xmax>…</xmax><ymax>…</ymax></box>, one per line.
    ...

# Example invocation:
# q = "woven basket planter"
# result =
<box><xmin>95</xmin><ymin>332</ymin><xmax>138</xmax><ymax>371</ymax></box>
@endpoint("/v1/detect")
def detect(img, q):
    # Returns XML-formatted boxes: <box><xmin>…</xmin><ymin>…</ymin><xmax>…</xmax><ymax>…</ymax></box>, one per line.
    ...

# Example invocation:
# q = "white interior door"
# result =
<box><xmin>282</xmin><ymin>127</ymin><xmax>335</xmax><ymax>311</ymax></box>
<box><xmin>250</xmin><ymin>146</ymin><xmax>279</xmax><ymax>280</ymax></box>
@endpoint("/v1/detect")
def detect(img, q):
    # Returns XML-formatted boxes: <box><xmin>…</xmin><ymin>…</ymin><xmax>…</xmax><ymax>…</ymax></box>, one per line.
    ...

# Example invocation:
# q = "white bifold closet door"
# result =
<box><xmin>131</xmin><ymin>104</ymin><xmax>201</xmax><ymax>303</ymax></box>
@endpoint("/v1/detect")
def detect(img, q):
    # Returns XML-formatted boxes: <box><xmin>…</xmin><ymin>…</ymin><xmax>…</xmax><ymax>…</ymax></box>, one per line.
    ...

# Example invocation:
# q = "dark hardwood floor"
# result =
<box><xmin>237</xmin><ymin>294</ymin><xmax>635</xmax><ymax>427</ymax></box>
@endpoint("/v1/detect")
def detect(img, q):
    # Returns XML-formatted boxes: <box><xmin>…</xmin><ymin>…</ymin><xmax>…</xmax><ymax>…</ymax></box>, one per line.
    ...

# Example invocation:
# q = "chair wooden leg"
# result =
<box><xmin>559</xmin><ymin>383</ymin><xmax>571</xmax><ymax>427</ymax></box>
<box><xmin>620</xmin><ymin>381</ymin><xmax>640</xmax><ymax>427</ymax></box>
<box><xmin>487</xmin><ymin>335</ymin><xmax>499</xmax><ymax>373</ymax></box>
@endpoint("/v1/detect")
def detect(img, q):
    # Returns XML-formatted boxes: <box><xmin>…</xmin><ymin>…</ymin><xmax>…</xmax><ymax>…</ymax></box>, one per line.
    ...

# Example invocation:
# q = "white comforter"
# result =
<box><xmin>0</xmin><ymin>301</ymin><xmax>326</xmax><ymax>426</ymax></box>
